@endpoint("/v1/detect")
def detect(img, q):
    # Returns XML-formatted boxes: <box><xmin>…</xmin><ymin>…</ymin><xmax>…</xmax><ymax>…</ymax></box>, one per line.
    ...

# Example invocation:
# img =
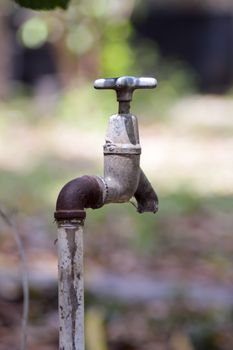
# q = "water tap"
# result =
<box><xmin>55</xmin><ymin>76</ymin><xmax>158</xmax><ymax>221</ymax></box>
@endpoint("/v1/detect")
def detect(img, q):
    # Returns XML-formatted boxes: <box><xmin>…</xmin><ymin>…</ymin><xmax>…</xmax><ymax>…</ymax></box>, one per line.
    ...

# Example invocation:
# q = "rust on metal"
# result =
<box><xmin>54</xmin><ymin>210</ymin><xmax>86</xmax><ymax>221</ymax></box>
<box><xmin>58</xmin><ymin>223</ymin><xmax>84</xmax><ymax>349</ymax></box>
<box><xmin>54</xmin><ymin>176</ymin><xmax>103</xmax><ymax>221</ymax></box>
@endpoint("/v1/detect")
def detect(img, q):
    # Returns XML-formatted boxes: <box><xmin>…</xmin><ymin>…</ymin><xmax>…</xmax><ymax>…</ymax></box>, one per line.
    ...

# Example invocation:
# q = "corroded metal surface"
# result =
<box><xmin>104</xmin><ymin>114</ymin><xmax>141</xmax><ymax>154</ymax></box>
<box><xmin>54</xmin><ymin>76</ymin><xmax>159</xmax><ymax>221</ymax></box>
<box><xmin>54</xmin><ymin>176</ymin><xmax>104</xmax><ymax>221</ymax></box>
<box><xmin>135</xmin><ymin>169</ymin><xmax>159</xmax><ymax>213</ymax></box>
<box><xmin>102</xmin><ymin>113</ymin><xmax>140</xmax><ymax>203</ymax></box>
<box><xmin>58</xmin><ymin>221</ymin><xmax>84</xmax><ymax>350</ymax></box>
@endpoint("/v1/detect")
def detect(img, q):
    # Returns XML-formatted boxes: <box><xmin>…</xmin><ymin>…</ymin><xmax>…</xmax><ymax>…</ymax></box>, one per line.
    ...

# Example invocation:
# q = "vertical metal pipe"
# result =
<box><xmin>57</xmin><ymin>220</ymin><xmax>85</xmax><ymax>350</ymax></box>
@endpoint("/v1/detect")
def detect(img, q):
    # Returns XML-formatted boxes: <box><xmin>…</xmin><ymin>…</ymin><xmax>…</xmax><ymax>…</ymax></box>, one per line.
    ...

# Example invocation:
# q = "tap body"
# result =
<box><xmin>101</xmin><ymin>113</ymin><xmax>141</xmax><ymax>203</ymax></box>
<box><xmin>99</xmin><ymin>113</ymin><xmax>158</xmax><ymax>213</ymax></box>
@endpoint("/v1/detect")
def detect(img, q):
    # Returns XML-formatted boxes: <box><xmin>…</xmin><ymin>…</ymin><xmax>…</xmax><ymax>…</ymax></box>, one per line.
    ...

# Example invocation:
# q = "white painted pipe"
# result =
<box><xmin>57</xmin><ymin>220</ymin><xmax>85</xmax><ymax>350</ymax></box>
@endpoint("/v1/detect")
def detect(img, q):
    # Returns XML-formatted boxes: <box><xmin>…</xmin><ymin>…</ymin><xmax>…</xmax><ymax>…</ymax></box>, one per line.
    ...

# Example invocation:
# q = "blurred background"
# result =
<box><xmin>0</xmin><ymin>0</ymin><xmax>233</xmax><ymax>349</ymax></box>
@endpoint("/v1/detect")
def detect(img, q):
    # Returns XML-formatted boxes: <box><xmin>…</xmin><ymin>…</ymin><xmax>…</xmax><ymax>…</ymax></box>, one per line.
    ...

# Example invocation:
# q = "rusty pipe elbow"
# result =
<box><xmin>54</xmin><ymin>176</ymin><xmax>104</xmax><ymax>221</ymax></box>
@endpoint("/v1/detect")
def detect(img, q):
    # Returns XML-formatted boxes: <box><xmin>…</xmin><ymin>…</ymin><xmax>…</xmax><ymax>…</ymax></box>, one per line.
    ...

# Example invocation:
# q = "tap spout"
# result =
<box><xmin>134</xmin><ymin>169</ymin><xmax>159</xmax><ymax>213</ymax></box>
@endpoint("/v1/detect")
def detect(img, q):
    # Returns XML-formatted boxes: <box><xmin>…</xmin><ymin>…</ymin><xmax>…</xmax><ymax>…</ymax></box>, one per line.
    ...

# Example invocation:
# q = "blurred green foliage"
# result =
<box><xmin>11</xmin><ymin>0</ymin><xmax>196</xmax><ymax>97</ymax></box>
<box><xmin>20</xmin><ymin>17</ymin><xmax>49</xmax><ymax>48</ymax></box>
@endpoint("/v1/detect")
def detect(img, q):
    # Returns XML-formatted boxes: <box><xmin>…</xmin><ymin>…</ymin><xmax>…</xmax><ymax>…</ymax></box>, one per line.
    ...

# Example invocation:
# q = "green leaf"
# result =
<box><xmin>13</xmin><ymin>0</ymin><xmax>70</xmax><ymax>10</ymax></box>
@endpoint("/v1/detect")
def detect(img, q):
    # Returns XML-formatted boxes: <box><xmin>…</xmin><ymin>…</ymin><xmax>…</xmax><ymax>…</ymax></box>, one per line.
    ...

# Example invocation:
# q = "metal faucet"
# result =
<box><xmin>54</xmin><ymin>76</ymin><xmax>159</xmax><ymax>350</ymax></box>
<box><xmin>55</xmin><ymin>76</ymin><xmax>158</xmax><ymax>220</ymax></box>
<box><xmin>94</xmin><ymin>76</ymin><xmax>158</xmax><ymax>213</ymax></box>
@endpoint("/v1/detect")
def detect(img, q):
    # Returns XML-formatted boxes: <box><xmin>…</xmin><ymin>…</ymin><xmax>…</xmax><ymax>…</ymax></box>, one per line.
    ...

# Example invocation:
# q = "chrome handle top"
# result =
<box><xmin>94</xmin><ymin>76</ymin><xmax>157</xmax><ymax>102</ymax></box>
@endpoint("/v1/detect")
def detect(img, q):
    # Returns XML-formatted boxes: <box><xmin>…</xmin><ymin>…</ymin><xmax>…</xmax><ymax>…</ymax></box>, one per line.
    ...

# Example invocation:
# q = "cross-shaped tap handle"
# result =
<box><xmin>94</xmin><ymin>76</ymin><xmax>157</xmax><ymax>102</ymax></box>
